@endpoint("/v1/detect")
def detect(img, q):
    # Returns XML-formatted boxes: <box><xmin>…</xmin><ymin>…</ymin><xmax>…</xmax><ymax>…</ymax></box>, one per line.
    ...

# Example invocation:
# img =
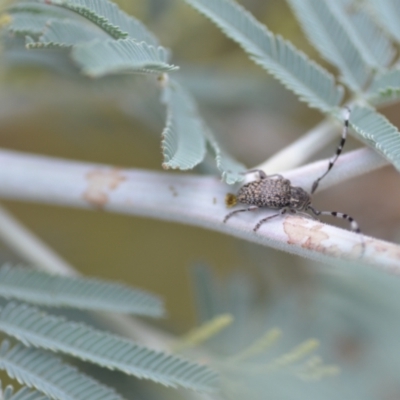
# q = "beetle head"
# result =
<box><xmin>289</xmin><ymin>186</ymin><xmax>311</xmax><ymax>211</ymax></box>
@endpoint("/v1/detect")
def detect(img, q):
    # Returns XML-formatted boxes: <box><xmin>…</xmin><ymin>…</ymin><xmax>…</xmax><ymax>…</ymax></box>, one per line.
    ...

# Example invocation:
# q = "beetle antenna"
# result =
<box><xmin>311</xmin><ymin>107</ymin><xmax>350</xmax><ymax>194</ymax></box>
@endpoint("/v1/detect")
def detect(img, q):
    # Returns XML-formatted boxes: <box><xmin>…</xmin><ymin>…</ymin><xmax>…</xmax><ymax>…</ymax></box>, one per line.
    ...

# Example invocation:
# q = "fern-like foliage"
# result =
<box><xmin>4</xmin><ymin>0</ymin><xmax>246</xmax><ymax>182</ymax></box>
<box><xmin>0</xmin><ymin>340</ymin><xmax>123</xmax><ymax>400</ymax></box>
<box><xmin>161</xmin><ymin>79</ymin><xmax>245</xmax><ymax>179</ymax></box>
<box><xmin>205</xmin><ymin>129</ymin><xmax>246</xmax><ymax>184</ymax></box>
<box><xmin>6</xmin><ymin>12</ymin><xmax>52</xmax><ymax>36</ymax></box>
<box><xmin>368</xmin><ymin>69</ymin><xmax>400</xmax><ymax>104</ymax></box>
<box><xmin>183</xmin><ymin>0</ymin><xmax>400</xmax><ymax>174</ymax></box>
<box><xmin>51</xmin><ymin>0</ymin><xmax>160</xmax><ymax>45</ymax></box>
<box><xmin>0</xmin><ymin>380</ymin><xmax>50</xmax><ymax>400</ymax></box>
<box><xmin>0</xmin><ymin>303</ymin><xmax>218</xmax><ymax>392</ymax></box>
<box><xmin>286</xmin><ymin>0</ymin><xmax>370</xmax><ymax>92</ymax></box>
<box><xmin>161</xmin><ymin>80</ymin><xmax>207</xmax><ymax>170</ymax></box>
<box><xmin>27</xmin><ymin>19</ymin><xmax>108</xmax><ymax>48</ymax></box>
<box><xmin>0</xmin><ymin>265</ymin><xmax>164</xmax><ymax>317</ymax></box>
<box><xmin>40</xmin><ymin>0</ymin><xmax>120</xmax><ymax>39</ymax></box>
<box><xmin>7</xmin><ymin>0</ymin><xmax>159</xmax><ymax>44</ymax></box>
<box><xmin>71</xmin><ymin>39</ymin><xmax>178</xmax><ymax>77</ymax></box>
<box><xmin>328</xmin><ymin>0</ymin><xmax>394</xmax><ymax>69</ymax></box>
<box><xmin>183</xmin><ymin>0</ymin><xmax>344</xmax><ymax>113</ymax></box>
<box><xmin>367</xmin><ymin>0</ymin><xmax>400</xmax><ymax>43</ymax></box>
<box><xmin>349</xmin><ymin>106</ymin><xmax>400</xmax><ymax>169</ymax></box>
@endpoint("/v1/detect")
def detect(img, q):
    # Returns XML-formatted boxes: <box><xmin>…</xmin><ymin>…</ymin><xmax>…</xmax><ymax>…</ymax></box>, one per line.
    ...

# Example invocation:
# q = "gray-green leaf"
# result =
<box><xmin>27</xmin><ymin>19</ymin><xmax>108</xmax><ymax>48</ymax></box>
<box><xmin>367</xmin><ymin>0</ymin><xmax>400</xmax><ymax>43</ymax></box>
<box><xmin>0</xmin><ymin>340</ymin><xmax>123</xmax><ymax>400</ymax></box>
<box><xmin>71</xmin><ymin>39</ymin><xmax>178</xmax><ymax>77</ymax></box>
<box><xmin>287</xmin><ymin>0</ymin><xmax>370</xmax><ymax>92</ymax></box>
<box><xmin>0</xmin><ymin>303</ymin><xmax>218</xmax><ymax>392</ymax></box>
<box><xmin>0</xmin><ymin>265</ymin><xmax>164</xmax><ymax>317</ymax></box>
<box><xmin>205</xmin><ymin>130</ymin><xmax>245</xmax><ymax>184</ymax></box>
<box><xmin>183</xmin><ymin>0</ymin><xmax>344</xmax><ymax>112</ymax></box>
<box><xmin>367</xmin><ymin>68</ymin><xmax>400</xmax><ymax>105</ymax></box>
<box><xmin>327</xmin><ymin>0</ymin><xmax>394</xmax><ymax>70</ymax></box>
<box><xmin>51</xmin><ymin>0</ymin><xmax>159</xmax><ymax>44</ymax></box>
<box><xmin>6</xmin><ymin>12</ymin><xmax>51</xmax><ymax>36</ymax></box>
<box><xmin>1</xmin><ymin>384</ymin><xmax>51</xmax><ymax>400</ymax></box>
<box><xmin>350</xmin><ymin>106</ymin><xmax>400</xmax><ymax>171</ymax></box>
<box><xmin>161</xmin><ymin>80</ymin><xmax>207</xmax><ymax>170</ymax></box>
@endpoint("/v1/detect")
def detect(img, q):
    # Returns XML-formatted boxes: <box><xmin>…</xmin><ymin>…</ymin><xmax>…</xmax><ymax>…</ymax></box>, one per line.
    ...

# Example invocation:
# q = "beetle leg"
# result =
<box><xmin>254</xmin><ymin>208</ymin><xmax>287</xmax><ymax>232</ymax></box>
<box><xmin>223</xmin><ymin>205</ymin><xmax>259</xmax><ymax>223</ymax></box>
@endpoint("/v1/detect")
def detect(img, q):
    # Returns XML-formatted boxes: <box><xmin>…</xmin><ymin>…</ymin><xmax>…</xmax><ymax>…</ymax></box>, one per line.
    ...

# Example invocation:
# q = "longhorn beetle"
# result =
<box><xmin>223</xmin><ymin>108</ymin><xmax>362</xmax><ymax>238</ymax></box>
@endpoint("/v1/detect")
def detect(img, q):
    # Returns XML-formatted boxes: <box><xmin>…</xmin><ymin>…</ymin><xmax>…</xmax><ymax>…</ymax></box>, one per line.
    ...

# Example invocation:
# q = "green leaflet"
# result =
<box><xmin>0</xmin><ymin>340</ymin><xmax>123</xmax><ymax>400</ymax></box>
<box><xmin>54</xmin><ymin>0</ymin><xmax>160</xmax><ymax>44</ymax></box>
<box><xmin>367</xmin><ymin>68</ymin><xmax>400</xmax><ymax>105</ymax></box>
<box><xmin>0</xmin><ymin>382</ymin><xmax>51</xmax><ymax>400</ymax></box>
<box><xmin>367</xmin><ymin>0</ymin><xmax>400</xmax><ymax>43</ymax></box>
<box><xmin>0</xmin><ymin>265</ymin><xmax>164</xmax><ymax>317</ymax></box>
<box><xmin>7</xmin><ymin>0</ymin><xmax>125</xmax><ymax>39</ymax></box>
<box><xmin>6</xmin><ymin>12</ymin><xmax>52</xmax><ymax>36</ymax></box>
<box><xmin>327</xmin><ymin>0</ymin><xmax>394</xmax><ymax>70</ymax></box>
<box><xmin>161</xmin><ymin>80</ymin><xmax>207</xmax><ymax>170</ymax></box>
<box><xmin>350</xmin><ymin>106</ymin><xmax>400</xmax><ymax>171</ymax></box>
<box><xmin>71</xmin><ymin>39</ymin><xmax>178</xmax><ymax>77</ymax></box>
<box><xmin>11</xmin><ymin>0</ymin><xmax>160</xmax><ymax>43</ymax></box>
<box><xmin>6</xmin><ymin>1</ymin><xmax>75</xmax><ymax>37</ymax></box>
<box><xmin>0</xmin><ymin>384</ymin><xmax>50</xmax><ymax>400</ymax></box>
<box><xmin>6</xmin><ymin>1</ymin><xmax>245</xmax><ymax>181</ymax></box>
<box><xmin>0</xmin><ymin>303</ymin><xmax>218</xmax><ymax>392</ymax></box>
<box><xmin>183</xmin><ymin>0</ymin><xmax>344</xmax><ymax>113</ymax></box>
<box><xmin>205</xmin><ymin>129</ymin><xmax>245</xmax><ymax>184</ymax></box>
<box><xmin>161</xmin><ymin>79</ymin><xmax>245</xmax><ymax>181</ymax></box>
<box><xmin>287</xmin><ymin>0</ymin><xmax>370</xmax><ymax>92</ymax></box>
<box><xmin>27</xmin><ymin>19</ymin><xmax>108</xmax><ymax>48</ymax></box>
<box><xmin>42</xmin><ymin>0</ymin><xmax>118</xmax><ymax>40</ymax></box>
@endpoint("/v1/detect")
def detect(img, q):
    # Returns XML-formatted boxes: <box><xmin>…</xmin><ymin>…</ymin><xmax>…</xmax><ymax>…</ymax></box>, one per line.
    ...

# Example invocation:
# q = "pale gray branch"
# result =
<box><xmin>0</xmin><ymin>148</ymin><xmax>397</xmax><ymax>273</ymax></box>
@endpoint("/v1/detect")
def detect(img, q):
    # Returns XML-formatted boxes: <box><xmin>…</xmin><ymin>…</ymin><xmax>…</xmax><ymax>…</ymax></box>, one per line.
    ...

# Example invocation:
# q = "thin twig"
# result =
<box><xmin>256</xmin><ymin>119</ymin><xmax>336</xmax><ymax>173</ymax></box>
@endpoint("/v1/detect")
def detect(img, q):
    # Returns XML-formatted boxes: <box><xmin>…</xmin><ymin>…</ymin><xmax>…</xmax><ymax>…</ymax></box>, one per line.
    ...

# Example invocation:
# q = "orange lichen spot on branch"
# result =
<box><xmin>283</xmin><ymin>216</ymin><xmax>341</xmax><ymax>257</ymax></box>
<box><xmin>83</xmin><ymin>168</ymin><xmax>127</xmax><ymax>208</ymax></box>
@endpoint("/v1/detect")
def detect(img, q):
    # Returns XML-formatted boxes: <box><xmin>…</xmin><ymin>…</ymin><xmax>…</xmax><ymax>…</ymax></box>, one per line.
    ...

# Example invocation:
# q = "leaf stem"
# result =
<box><xmin>256</xmin><ymin>119</ymin><xmax>335</xmax><ymax>173</ymax></box>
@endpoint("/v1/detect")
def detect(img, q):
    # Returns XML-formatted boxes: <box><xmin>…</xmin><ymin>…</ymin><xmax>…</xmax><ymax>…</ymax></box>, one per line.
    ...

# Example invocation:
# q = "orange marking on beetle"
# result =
<box><xmin>225</xmin><ymin>193</ymin><xmax>237</xmax><ymax>208</ymax></box>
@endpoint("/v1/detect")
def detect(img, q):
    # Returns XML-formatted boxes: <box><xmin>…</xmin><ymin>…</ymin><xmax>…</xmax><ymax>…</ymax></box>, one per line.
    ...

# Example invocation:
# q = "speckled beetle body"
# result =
<box><xmin>236</xmin><ymin>175</ymin><xmax>312</xmax><ymax>212</ymax></box>
<box><xmin>237</xmin><ymin>177</ymin><xmax>291</xmax><ymax>209</ymax></box>
<box><xmin>223</xmin><ymin>108</ymin><xmax>362</xmax><ymax>239</ymax></box>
